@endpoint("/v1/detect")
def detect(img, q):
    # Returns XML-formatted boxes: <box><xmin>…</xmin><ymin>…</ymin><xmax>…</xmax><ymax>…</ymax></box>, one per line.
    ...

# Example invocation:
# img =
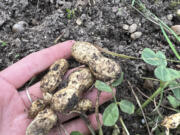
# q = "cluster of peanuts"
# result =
<box><xmin>26</xmin><ymin>41</ymin><xmax>121</xmax><ymax>135</ymax></box>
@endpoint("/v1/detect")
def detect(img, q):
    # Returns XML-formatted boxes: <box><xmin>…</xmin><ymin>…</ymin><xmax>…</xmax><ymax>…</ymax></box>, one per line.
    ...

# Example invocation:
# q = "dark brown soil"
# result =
<box><xmin>0</xmin><ymin>0</ymin><xmax>180</xmax><ymax>134</ymax></box>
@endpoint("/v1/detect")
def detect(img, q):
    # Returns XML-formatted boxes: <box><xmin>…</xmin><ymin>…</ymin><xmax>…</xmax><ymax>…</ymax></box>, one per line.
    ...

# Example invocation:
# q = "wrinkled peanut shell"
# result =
<box><xmin>28</xmin><ymin>99</ymin><xmax>46</xmax><ymax>119</ymax></box>
<box><xmin>40</xmin><ymin>59</ymin><xmax>69</xmax><ymax>93</ymax></box>
<box><xmin>72</xmin><ymin>41</ymin><xmax>121</xmax><ymax>81</ymax></box>
<box><xmin>26</xmin><ymin>108</ymin><xmax>57</xmax><ymax>135</ymax></box>
<box><xmin>51</xmin><ymin>68</ymin><xmax>94</xmax><ymax>113</ymax></box>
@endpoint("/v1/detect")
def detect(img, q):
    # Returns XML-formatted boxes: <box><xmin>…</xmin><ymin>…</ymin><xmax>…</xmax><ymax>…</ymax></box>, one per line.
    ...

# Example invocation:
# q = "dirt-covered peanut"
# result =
<box><xmin>43</xmin><ymin>92</ymin><xmax>53</xmax><ymax>104</ymax></box>
<box><xmin>26</xmin><ymin>108</ymin><xmax>57</xmax><ymax>135</ymax></box>
<box><xmin>68</xmin><ymin>68</ymin><xmax>94</xmax><ymax>92</ymax></box>
<box><xmin>75</xmin><ymin>99</ymin><xmax>92</xmax><ymax>112</ymax></box>
<box><xmin>72</xmin><ymin>41</ymin><xmax>121</xmax><ymax>81</ymax></box>
<box><xmin>51</xmin><ymin>87</ymin><xmax>79</xmax><ymax>112</ymax></box>
<box><xmin>51</xmin><ymin>68</ymin><xmax>94</xmax><ymax>113</ymax></box>
<box><xmin>89</xmin><ymin>57</ymin><xmax>121</xmax><ymax>81</ymax></box>
<box><xmin>28</xmin><ymin>99</ymin><xmax>46</xmax><ymax>119</ymax></box>
<box><xmin>72</xmin><ymin>41</ymin><xmax>101</xmax><ymax>64</ymax></box>
<box><xmin>40</xmin><ymin>59</ymin><xmax>69</xmax><ymax>93</ymax></box>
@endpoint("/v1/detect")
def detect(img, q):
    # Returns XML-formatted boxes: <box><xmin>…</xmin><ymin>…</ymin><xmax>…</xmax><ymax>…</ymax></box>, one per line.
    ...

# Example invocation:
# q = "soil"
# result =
<box><xmin>0</xmin><ymin>0</ymin><xmax>180</xmax><ymax>134</ymax></box>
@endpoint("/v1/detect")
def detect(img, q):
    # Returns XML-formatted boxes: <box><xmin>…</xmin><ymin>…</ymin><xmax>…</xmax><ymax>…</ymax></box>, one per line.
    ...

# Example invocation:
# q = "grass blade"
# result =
<box><xmin>160</xmin><ymin>24</ymin><xmax>180</xmax><ymax>60</ymax></box>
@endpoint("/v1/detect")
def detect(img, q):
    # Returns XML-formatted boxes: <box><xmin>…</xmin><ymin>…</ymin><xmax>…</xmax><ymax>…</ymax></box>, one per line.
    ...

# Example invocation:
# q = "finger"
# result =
<box><xmin>19</xmin><ymin>82</ymin><xmax>115</xmax><ymax>122</ymax></box>
<box><xmin>0</xmin><ymin>40</ymin><xmax>75</xmax><ymax>89</ymax></box>
<box><xmin>49</xmin><ymin>113</ymin><xmax>102</xmax><ymax>135</ymax></box>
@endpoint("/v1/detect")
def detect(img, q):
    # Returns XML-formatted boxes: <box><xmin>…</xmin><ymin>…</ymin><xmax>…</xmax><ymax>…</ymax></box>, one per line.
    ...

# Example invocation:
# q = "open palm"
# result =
<box><xmin>0</xmin><ymin>41</ymin><xmax>114</xmax><ymax>135</ymax></box>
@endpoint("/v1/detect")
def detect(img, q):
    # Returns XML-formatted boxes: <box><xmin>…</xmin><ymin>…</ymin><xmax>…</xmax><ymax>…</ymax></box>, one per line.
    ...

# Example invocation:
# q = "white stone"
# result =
<box><xmin>130</xmin><ymin>31</ymin><xmax>142</xmax><ymax>40</ymax></box>
<box><xmin>76</xmin><ymin>18</ymin><xmax>82</xmax><ymax>25</ymax></box>
<box><xmin>12</xmin><ymin>21</ymin><xmax>28</xmax><ymax>33</ymax></box>
<box><xmin>177</xmin><ymin>9</ymin><xmax>180</xmax><ymax>16</ymax></box>
<box><xmin>122</xmin><ymin>24</ymin><xmax>129</xmax><ymax>31</ymax></box>
<box><xmin>129</xmin><ymin>23</ymin><xmax>137</xmax><ymax>33</ymax></box>
<box><xmin>167</xmin><ymin>14</ymin><xmax>173</xmax><ymax>21</ymax></box>
<box><xmin>171</xmin><ymin>25</ymin><xmax>180</xmax><ymax>35</ymax></box>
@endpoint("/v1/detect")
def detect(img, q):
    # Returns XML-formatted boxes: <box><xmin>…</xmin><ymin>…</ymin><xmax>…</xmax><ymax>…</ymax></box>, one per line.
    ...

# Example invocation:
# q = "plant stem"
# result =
<box><xmin>110</xmin><ymin>86</ymin><xmax>129</xmax><ymax>134</ymax></box>
<box><xmin>119</xmin><ymin>117</ymin><xmax>130</xmax><ymax>135</ymax></box>
<box><xmin>128</xmin><ymin>81</ymin><xmax>152</xmax><ymax>135</ymax></box>
<box><xmin>112</xmin><ymin>90</ymin><xmax>117</xmax><ymax>104</ymax></box>
<box><xmin>153</xmin><ymin>88</ymin><xmax>164</xmax><ymax>116</ymax></box>
<box><xmin>140</xmin><ymin>76</ymin><xmax>160</xmax><ymax>81</ymax></box>
<box><xmin>80</xmin><ymin>112</ymin><xmax>96</xmax><ymax>135</ymax></box>
<box><xmin>112</xmin><ymin>124</ymin><xmax>120</xmax><ymax>135</ymax></box>
<box><xmin>136</xmin><ymin>82</ymin><xmax>169</xmax><ymax>114</ymax></box>
<box><xmin>131</xmin><ymin>0</ymin><xmax>136</xmax><ymax>6</ymax></box>
<box><xmin>95</xmin><ymin>91</ymin><xmax>103</xmax><ymax>135</ymax></box>
<box><xmin>95</xmin><ymin>45</ymin><xmax>140</xmax><ymax>59</ymax></box>
<box><xmin>71</xmin><ymin>111</ymin><xmax>96</xmax><ymax>135</ymax></box>
<box><xmin>160</xmin><ymin>19</ymin><xmax>180</xmax><ymax>42</ymax></box>
<box><xmin>96</xmin><ymin>45</ymin><xmax>180</xmax><ymax>63</ymax></box>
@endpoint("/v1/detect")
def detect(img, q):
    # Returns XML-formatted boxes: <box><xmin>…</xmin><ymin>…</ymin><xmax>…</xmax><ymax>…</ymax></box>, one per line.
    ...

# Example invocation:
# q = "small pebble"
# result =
<box><xmin>76</xmin><ymin>18</ymin><xmax>82</xmax><ymax>25</ymax></box>
<box><xmin>14</xmin><ymin>38</ymin><xmax>21</xmax><ymax>47</ymax></box>
<box><xmin>129</xmin><ymin>23</ymin><xmax>137</xmax><ymax>33</ymax></box>
<box><xmin>12</xmin><ymin>21</ymin><xmax>28</xmax><ymax>33</ymax></box>
<box><xmin>31</xmin><ymin>19</ymin><xmax>38</xmax><ymax>26</ymax></box>
<box><xmin>171</xmin><ymin>25</ymin><xmax>180</xmax><ymax>35</ymax></box>
<box><xmin>177</xmin><ymin>9</ymin><xmax>180</xmax><ymax>16</ymax></box>
<box><xmin>167</xmin><ymin>14</ymin><xmax>173</xmax><ymax>21</ymax></box>
<box><xmin>62</xmin><ymin>29</ymin><xmax>70</xmax><ymax>38</ymax></box>
<box><xmin>114</xmin><ymin>0</ymin><xmax>120</xmax><ymax>4</ymax></box>
<box><xmin>122</xmin><ymin>24</ymin><xmax>129</xmax><ymax>31</ymax></box>
<box><xmin>141</xmin><ymin>119</ymin><xmax>145</xmax><ymax>124</ymax></box>
<box><xmin>176</xmin><ymin>65</ymin><xmax>180</xmax><ymax>69</ymax></box>
<box><xmin>143</xmin><ymin>79</ymin><xmax>154</xmax><ymax>90</ymax></box>
<box><xmin>130</xmin><ymin>31</ymin><xmax>142</xmax><ymax>40</ymax></box>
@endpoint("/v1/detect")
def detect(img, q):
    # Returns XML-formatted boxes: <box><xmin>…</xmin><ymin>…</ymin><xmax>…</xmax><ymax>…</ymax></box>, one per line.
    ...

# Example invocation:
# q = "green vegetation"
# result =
<box><xmin>70</xmin><ymin>131</ymin><xmax>83</xmax><ymax>135</ymax></box>
<box><xmin>0</xmin><ymin>40</ymin><xmax>7</xmax><ymax>47</ymax></box>
<box><xmin>95</xmin><ymin>73</ymin><xmax>134</xmax><ymax>134</ymax></box>
<box><xmin>91</xmin><ymin>1</ymin><xmax>180</xmax><ymax>134</ymax></box>
<box><xmin>66</xmin><ymin>8</ymin><xmax>75</xmax><ymax>19</ymax></box>
<box><xmin>140</xmin><ymin>48</ymin><xmax>180</xmax><ymax>112</ymax></box>
<box><xmin>131</xmin><ymin>0</ymin><xmax>180</xmax><ymax>61</ymax></box>
<box><xmin>170</xmin><ymin>0</ymin><xmax>180</xmax><ymax>7</ymax></box>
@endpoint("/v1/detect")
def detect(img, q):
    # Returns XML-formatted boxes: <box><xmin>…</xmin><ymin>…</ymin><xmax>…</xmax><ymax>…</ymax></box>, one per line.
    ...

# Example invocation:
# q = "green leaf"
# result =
<box><xmin>167</xmin><ymin>95</ymin><xmax>180</xmax><ymax>108</ymax></box>
<box><xmin>70</xmin><ymin>131</ymin><xmax>83</xmax><ymax>135</ymax></box>
<box><xmin>118</xmin><ymin>100</ymin><xmax>135</xmax><ymax>114</ymax></box>
<box><xmin>95</xmin><ymin>80</ymin><xmax>112</xmax><ymax>92</ymax></box>
<box><xmin>168</xmin><ymin>68</ymin><xmax>180</xmax><ymax>80</ymax></box>
<box><xmin>169</xmin><ymin>81</ymin><xmax>180</xmax><ymax>100</ymax></box>
<box><xmin>111</xmin><ymin>72</ymin><xmax>124</xmax><ymax>87</ymax></box>
<box><xmin>142</xmin><ymin>48</ymin><xmax>157</xmax><ymax>65</ymax></box>
<box><xmin>155</xmin><ymin>66</ymin><xmax>180</xmax><ymax>82</ymax></box>
<box><xmin>141</xmin><ymin>48</ymin><xmax>167</xmax><ymax>66</ymax></box>
<box><xmin>103</xmin><ymin>103</ymin><xmax>119</xmax><ymax>126</ymax></box>
<box><xmin>155</xmin><ymin>66</ymin><xmax>171</xmax><ymax>82</ymax></box>
<box><xmin>156</xmin><ymin>51</ymin><xmax>167</xmax><ymax>66</ymax></box>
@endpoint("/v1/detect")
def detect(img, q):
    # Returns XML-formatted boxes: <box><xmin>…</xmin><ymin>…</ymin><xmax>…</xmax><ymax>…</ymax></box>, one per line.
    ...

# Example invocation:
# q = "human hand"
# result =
<box><xmin>0</xmin><ymin>40</ymin><xmax>115</xmax><ymax>135</ymax></box>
